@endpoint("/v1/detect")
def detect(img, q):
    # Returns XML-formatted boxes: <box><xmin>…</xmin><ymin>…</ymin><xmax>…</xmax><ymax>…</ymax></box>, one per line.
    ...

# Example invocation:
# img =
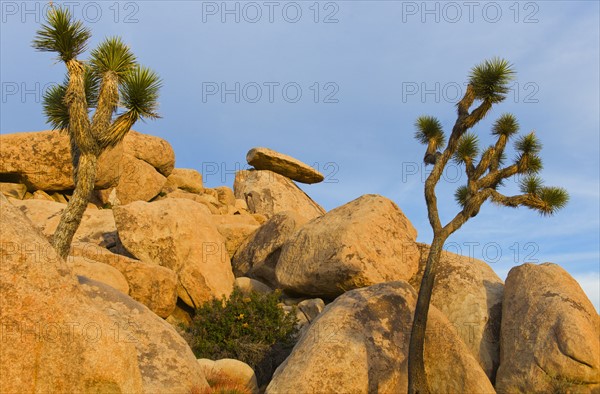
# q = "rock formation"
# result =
<box><xmin>275</xmin><ymin>194</ymin><xmax>420</xmax><ymax>298</ymax></box>
<box><xmin>0</xmin><ymin>194</ymin><xmax>208</xmax><ymax>393</ymax></box>
<box><xmin>1</xmin><ymin>131</ymin><xmax>597</xmax><ymax>393</ymax></box>
<box><xmin>266</xmin><ymin>281</ymin><xmax>496</xmax><ymax>394</ymax></box>
<box><xmin>496</xmin><ymin>263</ymin><xmax>600</xmax><ymax>393</ymax></box>
<box><xmin>234</xmin><ymin>169</ymin><xmax>325</xmax><ymax>221</ymax></box>
<box><xmin>246</xmin><ymin>147</ymin><xmax>324</xmax><ymax>184</ymax></box>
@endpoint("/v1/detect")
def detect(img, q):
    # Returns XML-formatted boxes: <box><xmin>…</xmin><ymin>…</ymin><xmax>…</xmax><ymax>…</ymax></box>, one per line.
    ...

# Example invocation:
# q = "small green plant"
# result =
<box><xmin>186</xmin><ymin>288</ymin><xmax>297</xmax><ymax>386</ymax></box>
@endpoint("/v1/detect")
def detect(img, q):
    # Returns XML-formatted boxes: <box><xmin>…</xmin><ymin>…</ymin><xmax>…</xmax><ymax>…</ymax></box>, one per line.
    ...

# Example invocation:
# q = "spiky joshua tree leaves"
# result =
<box><xmin>33</xmin><ymin>7</ymin><xmax>162</xmax><ymax>259</ymax></box>
<box><xmin>408</xmin><ymin>58</ymin><xmax>568</xmax><ymax>394</ymax></box>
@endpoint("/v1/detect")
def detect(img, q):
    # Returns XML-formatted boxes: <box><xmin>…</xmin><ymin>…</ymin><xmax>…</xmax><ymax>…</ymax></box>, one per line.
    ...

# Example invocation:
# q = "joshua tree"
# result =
<box><xmin>33</xmin><ymin>6</ymin><xmax>161</xmax><ymax>259</ymax></box>
<box><xmin>408</xmin><ymin>58</ymin><xmax>569</xmax><ymax>394</ymax></box>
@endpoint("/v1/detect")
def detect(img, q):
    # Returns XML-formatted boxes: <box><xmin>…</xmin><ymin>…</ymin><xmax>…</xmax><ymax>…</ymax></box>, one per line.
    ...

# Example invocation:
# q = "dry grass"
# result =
<box><xmin>189</xmin><ymin>370</ymin><xmax>253</xmax><ymax>394</ymax></box>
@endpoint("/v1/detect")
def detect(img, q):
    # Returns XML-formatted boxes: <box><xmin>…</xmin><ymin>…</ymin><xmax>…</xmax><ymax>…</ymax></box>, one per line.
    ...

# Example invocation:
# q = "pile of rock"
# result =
<box><xmin>1</xmin><ymin>131</ymin><xmax>598</xmax><ymax>393</ymax></box>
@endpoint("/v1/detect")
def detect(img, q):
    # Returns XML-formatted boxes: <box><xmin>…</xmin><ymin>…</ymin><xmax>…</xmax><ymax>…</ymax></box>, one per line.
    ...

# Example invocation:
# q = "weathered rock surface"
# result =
<box><xmin>113</xmin><ymin>198</ymin><xmax>235</xmax><ymax>309</ymax></box>
<box><xmin>214</xmin><ymin>186</ymin><xmax>237</xmax><ymax>207</ymax></box>
<box><xmin>266</xmin><ymin>281</ymin><xmax>496</xmax><ymax>394</ymax></box>
<box><xmin>164</xmin><ymin>168</ymin><xmax>203</xmax><ymax>193</ymax></box>
<box><xmin>80</xmin><ymin>277</ymin><xmax>208</xmax><ymax>393</ymax></box>
<box><xmin>410</xmin><ymin>243</ymin><xmax>503</xmax><ymax>383</ymax></box>
<box><xmin>246</xmin><ymin>147</ymin><xmax>324</xmax><ymax>184</ymax></box>
<box><xmin>297</xmin><ymin>298</ymin><xmax>325</xmax><ymax>323</ymax></box>
<box><xmin>161</xmin><ymin>189</ymin><xmax>225</xmax><ymax>215</ymax></box>
<box><xmin>275</xmin><ymin>194</ymin><xmax>420</xmax><ymax>298</ymax></box>
<box><xmin>98</xmin><ymin>154</ymin><xmax>167</xmax><ymax>205</ymax></box>
<box><xmin>166</xmin><ymin>303</ymin><xmax>194</xmax><ymax>328</ymax></box>
<box><xmin>123</xmin><ymin>130</ymin><xmax>175</xmax><ymax>177</ymax></box>
<box><xmin>232</xmin><ymin>211</ymin><xmax>310</xmax><ymax>288</ymax></box>
<box><xmin>31</xmin><ymin>189</ymin><xmax>55</xmax><ymax>201</ymax></box>
<box><xmin>70</xmin><ymin>242</ymin><xmax>178</xmax><ymax>318</ymax></box>
<box><xmin>496</xmin><ymin>263</ymin><xmax>600</xmax><ymax>394</ymax></box>
<box><xmin>0</xmin><ymin>130</ymin><xmax>122</xmax><ymax>191</ymax></box>
<box><xmin>9</xmin><ymin>198</ymin><xmax>117</xmax><ymax>248</ymax></box>
<box><xmin>235</xmin><ymin>277</ymin><xmax>273</xmax><ymax>295</ymax></box>
<box><xmin>0</xmin><ymin>194</ymin><xmax>208</xmax><ymax>393</ymax></box>
<box><xmin>68</xmin><ymin>256</ymin><xmax>130</xmax><ymax>294</ymax></box>
<box><xmin>234</xmin><ymin>170</ymin><xmax>325</xmax><ymax>222</ymax></box>
<box><xmin>211</xmin><ymin>214</ymin><xmax>261</xmax><ymax>257</ymax></box>
<box><xmin>0</xmin><ymin>182</ymin><xmax>27</xmax><ymax>199</ymax></box>
<box><xmin>198</xmin><ymin>358</ymin><xmax>259</xmax><ymax>394</ymax></box>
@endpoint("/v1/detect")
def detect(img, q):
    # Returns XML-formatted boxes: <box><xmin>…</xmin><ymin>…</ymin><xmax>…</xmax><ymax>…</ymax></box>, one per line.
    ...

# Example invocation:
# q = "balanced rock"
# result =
<box><xmin>266</xmin><ymin>281</ymin><xmax>495</xmax><ymax>394</ymax></box>
<box><xmin>411</xmin><ymin>243</ymin><xmax>503</xmax><ymax>383</ymax></box>
<box><xmin>113</xmin><ymin>198</ymin><xmax>235</xmax><ymax>309</ymax></box>
<box><xmin>0</xmin><ymin>194</ymin><xmax>208</xmax><ymax>393</ymax></box>
<box><xmin>496</xmin><ymin>263</ymin><xmax>600</xmax><ymax>393</ymax></box>
<box><xmin>275</xmin><ymin>195</ymin><xmax>420</xmax><ymax>298</ymax></box>
<box><xmin>232</xmin><ymin>211</ymin><xmax>310</xmax><ymax>288</ymax></box>
<box><xmin>9</xmin><ymin>198</ymin><xmax>117</xmax><ymax>248</ymax></box>
<box><xmin>234</xmin><ymin>170</ymin><xmax>325</xmax><ymax>222</ymax></box>
<box><xmin>246</xmin><ymin>147</ymin><xmax>324</xmax><ymax>184</ymax></box>
<box><xmin>70</xmin><ymin>242</ymin><xmax>178</xmax><ymax>318</ymax></box>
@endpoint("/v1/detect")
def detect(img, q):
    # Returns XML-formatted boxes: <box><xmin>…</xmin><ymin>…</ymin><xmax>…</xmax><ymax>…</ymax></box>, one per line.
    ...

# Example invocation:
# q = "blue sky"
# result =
<box><xmin>1</xmin><ymin>0</ymin><xmax>598</xmax><ymax>310</ymax></box>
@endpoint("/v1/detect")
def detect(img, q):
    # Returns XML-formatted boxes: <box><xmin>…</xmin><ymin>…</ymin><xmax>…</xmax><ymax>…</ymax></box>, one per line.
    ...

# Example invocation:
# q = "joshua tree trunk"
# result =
<box><xmin>407</xmin><ymin>234</ymin><xmax>447</xmax><ymax>394</ymax></box>
<box><xmin>52</xmin><ymin>152</ymin><xmax>97</xmax><ymax>258</ymax></box>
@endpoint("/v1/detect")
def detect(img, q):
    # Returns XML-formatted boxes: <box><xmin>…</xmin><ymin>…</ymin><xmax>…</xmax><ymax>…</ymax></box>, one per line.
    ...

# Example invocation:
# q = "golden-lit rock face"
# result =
<box><xmin>496</xmin><ymin>263</ymin><xmax>600</xmax><ymax>394</ymax></box>
<box><xmin>266</xmin><ymin>281</ymin><xmax>496</xmax><ymax>394</ymax></box>
<box><xmin>275</xmin><ymin>194</ymin><xmax>420</xmax><ymax>298</ymax></box>
<box><xmin>0</xmin><ymin>194</ymin><xmax>208</xmax><ymax>393</ymax></box>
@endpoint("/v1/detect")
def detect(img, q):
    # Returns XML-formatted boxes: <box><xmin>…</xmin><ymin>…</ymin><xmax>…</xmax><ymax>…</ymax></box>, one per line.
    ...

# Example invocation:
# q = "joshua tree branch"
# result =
<box><xmin>489</xmin><ymin>134</ymin><xmax>508</xmax><ymax>171</ymax></box>
<box><xmin>91</xmin><ymin>71</ymin><xmax>119</xmax><ymax>142</ymax></box>
<box><xmin>477</xmin><ymin>163</ymin><xmax>519</xmax><ymax>190</ymax></box>
<box><xmin>473</xmin><ymin>147</ymin><xmax>494</xmax><ymax>179</ymax></box>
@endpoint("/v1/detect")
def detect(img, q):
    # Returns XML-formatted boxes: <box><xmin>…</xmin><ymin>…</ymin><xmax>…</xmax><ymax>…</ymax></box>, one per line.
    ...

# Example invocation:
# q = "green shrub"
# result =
<box><xmin>186</xmin><ymin>288</ymin><xmax>297</xmax><ymax>386</ymax></box>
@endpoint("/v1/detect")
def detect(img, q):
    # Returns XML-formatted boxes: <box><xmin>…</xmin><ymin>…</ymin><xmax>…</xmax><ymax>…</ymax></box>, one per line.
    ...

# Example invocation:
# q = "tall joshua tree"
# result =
<box><xmin>33</xmin><ymin>6</ymin><xmax>161</xmax><ymax>259</ymax></box>
<box><xmin>408</xmin><ymin>58</ymin><xmax>569</xmax><ymax>394</ymax></box>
